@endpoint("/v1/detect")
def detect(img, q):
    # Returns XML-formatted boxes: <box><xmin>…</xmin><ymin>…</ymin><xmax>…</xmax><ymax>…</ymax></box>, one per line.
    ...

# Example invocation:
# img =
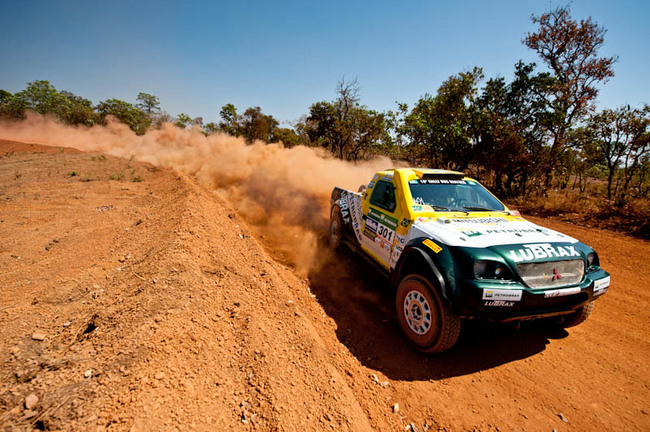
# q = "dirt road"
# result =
<box><xmin>1</xmin><ymin>140</ymin><xmax>648</xmax><ymax>431</ymax></box>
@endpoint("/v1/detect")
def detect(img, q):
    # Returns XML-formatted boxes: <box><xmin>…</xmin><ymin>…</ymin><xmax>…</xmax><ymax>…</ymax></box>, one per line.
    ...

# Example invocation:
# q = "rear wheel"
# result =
<box><xmin>329</xmin><ymin>206</ymin><xmax>343</xmax><ymax>251</ymax></box>
<box><xmin>557</xmin><ymin>301</ymin><xmax>595</xmax><ymax>328</ymax></box>
<box><xmin>395</xmin><ymin>274</ymin><xmax>461</xmax><ymax>353</ymax></box>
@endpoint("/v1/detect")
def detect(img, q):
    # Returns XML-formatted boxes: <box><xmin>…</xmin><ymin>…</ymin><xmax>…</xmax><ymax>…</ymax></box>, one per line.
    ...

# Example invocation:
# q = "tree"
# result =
<box><xmin>97</xmin><ymin>98</ymin><xmax>151</xmax><ymax>135</ymax></box>
<box><xmin>524</xmin><ymin>5</ymin><xmax>617</xmax><ymax>182</ymax></box>
<box><xmin>175</xmin><ymin>113</ymin><xmax>192</xmax><ymax>129</ymax></box>
<box><xmin>13</xmin><ymin>80</ymin><xmax>61</xmax><ymax>115</ymax></box>
<box><xmin>306</xmin><ymin>78</ymin><xmax>390</xmax><ymax>160</ymax></box>
<box><xmin>0</xmin><ymin>89</ymin><xmax>11</xmax><ymax>104</ymax></box>
<box><xmin>239</xmin><ymin>106</ymin><xmax>278</xmax><ymax>143</ymax></box>
<box><xmin>475</xmin><ymin>62</ymin><xmax>555</xmax><ymax>197</ymax></box>
<box><xmin>203</xmin><ymin>122</ymin><xmax>219</xmax><ymax>135</ymax></box>
<box><xmin>0</xmin><ymin>90</ymin><xmax>26</xmax><ymax>119</ymax></box>
<box><xmin>0</xmin><ymin>81</ymin><xmax>98</xmax><ymax>126</ymax></box>
<box><xmin>618</xmin><ymin>105</ymin><xmax>650</xmax><ymax>202</ymax></box>
<box><xmin>271</xmin><ymin>127</ymin><xmax>302</xmax><ymax>148</ymax></box>
<box><xmin>402</xmin><ymin>68</ymin><xmax>483</xmax><ymax>171</ymax></box>
<box><xmin>581</xmin><ymin>105</ymin><xmax>650</xmax><ymax>202</ymax></box>
<box><xmin>136</xmin><ymin>92</ymin><xmax>160</xmax><ymax>114</ymax></box>
<box><xmin>58</xmin><ymin>91</ymin><xmax>97</xmax><ymax>126</ymax></box>
<box><xmin>218</xmin><ymin>103</ymin><xmax>240</xmax><ymax>136</ymax></box>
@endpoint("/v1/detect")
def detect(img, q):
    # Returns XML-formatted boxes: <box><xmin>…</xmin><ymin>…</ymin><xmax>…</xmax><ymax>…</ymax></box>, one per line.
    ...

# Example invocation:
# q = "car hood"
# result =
<box><xmin>411</xmin><ymin>215</ymin><xmax>578</xmax><ymax>249</ymax></box>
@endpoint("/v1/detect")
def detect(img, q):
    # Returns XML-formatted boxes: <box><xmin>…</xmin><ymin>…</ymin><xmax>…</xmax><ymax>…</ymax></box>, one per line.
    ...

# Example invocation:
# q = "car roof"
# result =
<box><xmin>383</xmin><ymin>168</ymin><xmax>466</xmax><ymax>178</ymax></box>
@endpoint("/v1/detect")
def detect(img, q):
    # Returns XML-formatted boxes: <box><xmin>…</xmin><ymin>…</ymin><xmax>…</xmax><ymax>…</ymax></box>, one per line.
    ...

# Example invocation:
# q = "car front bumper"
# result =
<box><xmin>457</xmin><ymin>269</ymin><xmax>611</xmax><ymax>321</ymax></box>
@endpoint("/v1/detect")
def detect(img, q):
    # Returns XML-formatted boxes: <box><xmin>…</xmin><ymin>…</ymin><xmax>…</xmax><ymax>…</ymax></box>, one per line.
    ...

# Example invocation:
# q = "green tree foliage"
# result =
<box><xmin>271</xmin><ymin>127</ymin><xmax>302</xmax><ymax>148</ymax></box>
<box><xmin>306</xmin><ymin>78</ymin><xmax>390</xmax><ymax>161</ymax></box>
<box><xmin>58</xmin><ymin>91</ymin><xmax>98</xmax><ymax>126</ymax></box>
<box><xmin>240</xmin><ymin>106</ymin><xmax>279</xmax><ymax>143</ymax></box>
<box><xmin>0</xmin><ymin>80</ymin><xmax>98</xmax><ymax>126</ymax></box>
<box><xmin>136</xmin><ymin>92</ymin><xmax>160</xmax><ymax>114</ymax></box>
<box><xmin>475</xmin><ymin>62</ymin><xmax>555</xmax><ymax>197</ymax></box>
<box><xmin>0</xmin><ymin>89</ymin><xmax>12</xmax><ymax>104</ymax></box>
<box><xmin>97</xmin><ymin>98</ymin><xmax>151</xmax><ymax>135</ymax></box>
<box><xmin>214</xmin><ymin>104</ymin><xmax>281</xmax><ymax>143</ymax></box>
<box><xmin>13</xmin><ymin>80</ymin><xmax>61</xmax><ymax>116</ymax></box>
<box><xmin>218</xmin><ymin>104</ymin><xmax>240</xmax><ymax>136</ymax></box>
<box><xmin>175</xmin><ymin>113</ymin><xmax>193</xmax><ymax>129</ymax></box>
<box><xmin>402</xmin><ymin>68</ymin><xmax>483</xmax><ymax>171</ymax></box>
<box><xmin>524</xmin><ymin>5</ymin><xmax>617</xmax><ymax>181</ymax></box>
<box><xmin>203</xmin><ymin>122</ymin><xmax>219</xmax><ymax>135</ymax></box>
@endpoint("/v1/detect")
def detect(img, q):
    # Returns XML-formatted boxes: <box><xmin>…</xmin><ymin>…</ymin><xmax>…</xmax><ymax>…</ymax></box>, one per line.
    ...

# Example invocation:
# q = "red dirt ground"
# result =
<box><xmin>1</xmin><ymin>140</ymin><xmax>648</xmax><ymax>431</ymax></box>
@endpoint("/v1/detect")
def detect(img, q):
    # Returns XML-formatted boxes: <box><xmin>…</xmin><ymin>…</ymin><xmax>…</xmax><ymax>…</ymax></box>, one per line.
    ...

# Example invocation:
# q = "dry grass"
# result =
<box><xmin>509</xmin><ymin>190</ymin><xmax>650</xmax><ymax>240</ymax></box>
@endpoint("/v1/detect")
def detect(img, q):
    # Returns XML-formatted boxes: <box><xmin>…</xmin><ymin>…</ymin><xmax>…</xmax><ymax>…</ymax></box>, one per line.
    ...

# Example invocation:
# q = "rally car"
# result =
<box><xmin>329</xmin><ymin>168</ymin><xmax>611</xmax><ymax>353</ymax></box>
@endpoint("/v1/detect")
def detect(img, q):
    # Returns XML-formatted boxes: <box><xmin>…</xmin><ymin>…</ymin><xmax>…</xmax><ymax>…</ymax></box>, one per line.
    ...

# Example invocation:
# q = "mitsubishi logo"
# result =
<box><xmin>552</xmin><ymin>269</ymin><xmax>562</xmax><ymax>281</ymax></box>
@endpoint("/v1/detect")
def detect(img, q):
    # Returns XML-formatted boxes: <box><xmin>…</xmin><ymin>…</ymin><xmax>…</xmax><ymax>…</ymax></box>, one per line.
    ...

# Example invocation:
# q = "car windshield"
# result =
<box><xmin>408</xmin><ymin>178</ymin><xmax>505</xmax><ymax>212</ymax></box>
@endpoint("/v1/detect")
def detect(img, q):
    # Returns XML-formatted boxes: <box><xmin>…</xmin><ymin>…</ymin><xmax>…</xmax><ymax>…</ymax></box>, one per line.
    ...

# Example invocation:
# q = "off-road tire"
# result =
<box><xmin>329</xmin><ymin>206</ymin><xmax>344</xmax><ymax>251</ymax></box>
<box><xmin>559</xmin><ymin>301</ymin><xmax>595</xmax><ymax>328</ymax></box>
<box><xmin>395</xmin><ymin>274</ymin><xmax>461</xmax><ymax>354</ymax></box>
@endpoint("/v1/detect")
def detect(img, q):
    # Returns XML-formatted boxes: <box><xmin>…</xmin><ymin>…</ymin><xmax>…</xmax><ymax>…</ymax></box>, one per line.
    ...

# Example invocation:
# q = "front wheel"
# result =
<box><xmin>395</xmin><ymin>274</ymin><xmax>461</xmax><ymax>354</ymax></box>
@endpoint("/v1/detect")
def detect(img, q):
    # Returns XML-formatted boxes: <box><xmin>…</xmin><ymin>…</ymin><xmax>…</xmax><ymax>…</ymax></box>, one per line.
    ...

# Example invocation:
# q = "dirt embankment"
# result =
<box><xmin>1</xmin><ymin>140</ymin><xmax>649</xmax><ymax>431</ymax></box>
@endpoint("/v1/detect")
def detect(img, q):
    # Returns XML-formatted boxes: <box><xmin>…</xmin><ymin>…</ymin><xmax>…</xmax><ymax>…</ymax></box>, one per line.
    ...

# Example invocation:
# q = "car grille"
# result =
<box><xmin>516</xmin><ymin>259</ymin><xmax>584</xmax><ymax>289</ymax></box>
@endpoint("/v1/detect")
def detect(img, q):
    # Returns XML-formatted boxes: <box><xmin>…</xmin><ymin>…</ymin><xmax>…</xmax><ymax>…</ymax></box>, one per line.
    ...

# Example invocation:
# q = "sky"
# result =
<box><xmin>0</xmin><ymin>0</ymin><xmax>648</xmax><ymax>125</ymax></box>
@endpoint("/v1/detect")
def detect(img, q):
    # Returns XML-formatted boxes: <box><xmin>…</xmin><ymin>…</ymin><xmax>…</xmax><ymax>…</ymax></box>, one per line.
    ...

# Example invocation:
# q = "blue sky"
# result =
<box><xmin>1</xmin><ymin>0</ymin><xmax>647</xmax><ymax>125</ymax></box>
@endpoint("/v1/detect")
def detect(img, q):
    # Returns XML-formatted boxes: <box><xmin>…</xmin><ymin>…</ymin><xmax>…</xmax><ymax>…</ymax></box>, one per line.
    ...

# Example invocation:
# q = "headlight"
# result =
<box><xmin>474</xmin><ymin>260</ymin><xmax>510</xmax><ymax>279</ymax></box>
<box><xmin>587</xmin><ymin>252</ymin><xmax>596</xmax><ymax>266</ymax></box>
<box><xmin>474</xmin><ymin>260</ymin><xmax>488</xmax><ymax>277</ymax></box>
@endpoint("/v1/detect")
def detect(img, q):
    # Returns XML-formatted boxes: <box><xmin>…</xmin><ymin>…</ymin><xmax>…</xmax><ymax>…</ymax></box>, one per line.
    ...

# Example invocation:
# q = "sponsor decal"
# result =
<box><xmin>593</xmin><ymin>276</ymin><xmax>610</xmax><ymax>296</ymax></box>
<box><xmin>422</xmin><ymin>239</ymin><xmax>442</xmax><ymax>253</ymax></box>
<box><xmin>452</xmin><ymin>217</ymin><xmax>509</xmax><ymax>224</ymax></box>
<box><xmin>363</xmin><ymin>218</ymin><xmax>378</xmax><ymax>241</ymax></box>
<box><xmin>482</xmin><ymin>289</ymin><xmax>522</xmax><ymax>301</ymax></box>
<box><xmin>396</xmin><ymin>234</ymin><xmax>407</xmax><ymax>246</ymax></box>
<box><xmin>409</xmin><ymin>180</ymin><xmax>419</xmax><ymax>184</ymax></box>
<box><xmin>368</xmin><ymin>180</ymin><xmax>375</xmax><ymax>189</ymax></box>
<box><xmin>411</xmin><ymin>205</ymin><xmax>422</xmax><ymax>212</ymax></box>
<box><xmin>484</xmin><ymin>300</ymin><xmax>515</xmax><ymax>307</ymax></box>
<box><xmin>339</xmin><ymin>193</ymin><xmax>351</xmax><ymax>223</ymax></box>
<box><xmin>344</xmin><ymin>191</ymin><xmax>364</xmax><ymax>244</ymax></box>
<box><xmin>383</xmin><ymin>172</ymin><xmax>393</xmax><ymax>180</ymax></box>
<box><xmin>462</xmin><ymin>230</ymin><xmax>483</xmax><ymax>237</ymax></box>
<box><xmin>368</xmin><ymin>208</ymin><xmax>398</xmax><ymax>230</ymax></box>
<box><xmin>484</xmin><ymin>228</ymin><xmax>540</xmax><ymax>235</ymax></box>
<box><xmin>364</xmin><ymin>215</ymin><xmax>395</xmax><ymax>243</ymax></box>
<box><xmin>508</xmin><ymin>243</ymin><xmax>580</xmax><ymax>263</ymax></box>
<box><xmin>543</xmin><ymin>287</ymin><xmax>581</xmax><ymax>298</ymax></box>
<box><xmin>417</xmin><ymin>179</ymin><xmax>466</xmax><ymax>185</ymax></box>
<box><xmin>414</xmin><ymin>197</ymin><xmax>425</xmax><ymax>205</ymax></box>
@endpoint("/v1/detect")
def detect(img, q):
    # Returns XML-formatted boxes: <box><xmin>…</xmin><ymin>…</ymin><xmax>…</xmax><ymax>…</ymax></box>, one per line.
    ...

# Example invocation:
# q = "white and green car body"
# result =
<box><xmin>329</xmin><ymin>168</ymin><xmax>611</xmax><ymax>353</ymax></box>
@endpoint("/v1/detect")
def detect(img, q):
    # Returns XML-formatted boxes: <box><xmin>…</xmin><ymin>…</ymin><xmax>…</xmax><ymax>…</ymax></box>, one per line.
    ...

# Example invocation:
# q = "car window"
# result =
<box><xmin>369</xmin><ymin>180</ymin><xmax>396</xmax><ymax>212</ymax></box>
<box><xmin>408</xmin><ymin>179</ymin><xmax>504</xmax><ymax>211</ymax></box>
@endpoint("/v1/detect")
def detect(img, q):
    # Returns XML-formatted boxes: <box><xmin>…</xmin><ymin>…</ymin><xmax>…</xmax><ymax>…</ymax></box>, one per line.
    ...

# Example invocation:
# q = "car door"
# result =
<box><xmin>361</xmin><ymin>179</ymin><xmax>401</xmax><ymax>268</ymax></box>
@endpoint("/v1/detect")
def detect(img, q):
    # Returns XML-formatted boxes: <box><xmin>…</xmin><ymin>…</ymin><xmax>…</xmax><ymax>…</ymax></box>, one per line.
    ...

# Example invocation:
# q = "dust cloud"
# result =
<box><xmin>0</xmin><ymin>114</ymin><xmax>391</xmax><ymax>272</ymax></box>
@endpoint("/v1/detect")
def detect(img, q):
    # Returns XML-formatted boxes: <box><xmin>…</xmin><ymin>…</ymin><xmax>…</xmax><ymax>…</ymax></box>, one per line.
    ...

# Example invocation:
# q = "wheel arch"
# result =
<box><xmin>392</xmin><ymin>246</ymin><xmax>449</xmax><ymax>301</ymax></box>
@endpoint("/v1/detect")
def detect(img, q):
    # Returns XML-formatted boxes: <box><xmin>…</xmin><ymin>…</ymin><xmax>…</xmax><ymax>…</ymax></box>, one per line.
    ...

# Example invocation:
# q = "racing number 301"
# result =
<box><xmin>377</xmin><ymin>225</ymin><xmax>393</xmax><ymax>242</ymax></box>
